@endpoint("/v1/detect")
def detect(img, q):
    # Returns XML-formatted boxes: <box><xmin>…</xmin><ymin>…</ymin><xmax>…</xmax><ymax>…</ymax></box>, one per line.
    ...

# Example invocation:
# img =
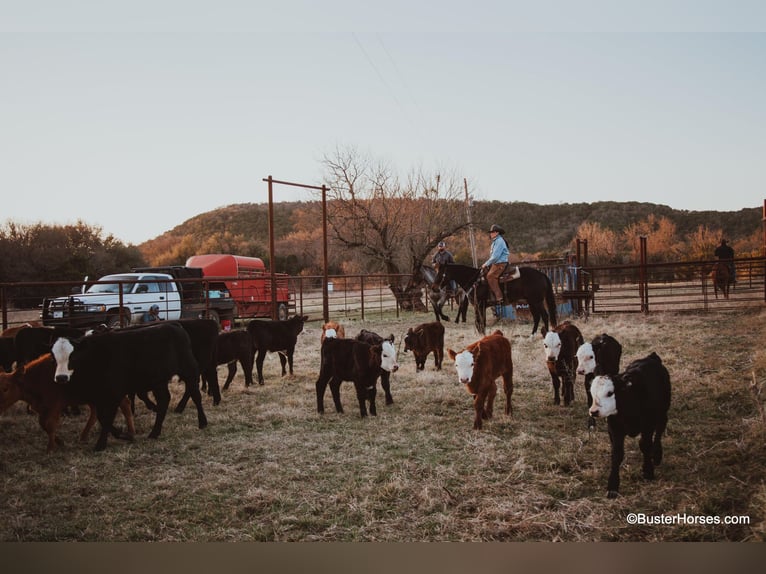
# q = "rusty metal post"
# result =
<box><xmin>322</xmin><ymin>185</ymin><xmax>329</xmax><ymax>323</ymax></box>
<box><xmin>639</xmin><ymin>235</ymin><xmax>648</xmax><ymax>312</ymax></box>
<box><xmin>267</xmin><ymin>176</ymin><xmax>277</xmax><ymax>320</ymax></box>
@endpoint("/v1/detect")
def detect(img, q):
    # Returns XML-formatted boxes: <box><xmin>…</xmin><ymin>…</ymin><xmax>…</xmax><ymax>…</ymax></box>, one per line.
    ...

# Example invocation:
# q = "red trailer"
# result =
<box><xmin>185</xmin><ymin>254</ymin><xmax>293</xmax><ymax>320</ymax></box>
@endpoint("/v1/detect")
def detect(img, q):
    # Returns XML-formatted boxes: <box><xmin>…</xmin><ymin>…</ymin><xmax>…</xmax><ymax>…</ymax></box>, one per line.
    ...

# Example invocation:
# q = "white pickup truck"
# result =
<box><xmin>42</xmin><ymin>268</ymin><xmax>236</xmax><ymax>329</ymax></box>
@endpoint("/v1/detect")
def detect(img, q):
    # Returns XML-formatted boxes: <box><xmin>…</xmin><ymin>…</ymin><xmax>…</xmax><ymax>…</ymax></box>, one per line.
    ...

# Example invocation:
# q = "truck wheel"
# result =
<box><xmin>277</xmin><ymin>303</ymin><xmax>288</xmax><ymax>321</ymax></box>
<box><xmin>206</xmin><ymin>310</ymin><xmax>220</xmax><ymax>327</ymax></box>
<box><xmin>107</xmin><ymin>313</ymin><xmax>125</xmax><ymax>329</ymax></box>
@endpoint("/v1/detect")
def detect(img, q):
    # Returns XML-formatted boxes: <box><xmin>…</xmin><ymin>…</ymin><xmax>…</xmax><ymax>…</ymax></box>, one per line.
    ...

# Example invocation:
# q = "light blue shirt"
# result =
<box><xmin>484</xmin><ymin>235</ymin><xmax>509</xmax><ymax>267</ymax></box>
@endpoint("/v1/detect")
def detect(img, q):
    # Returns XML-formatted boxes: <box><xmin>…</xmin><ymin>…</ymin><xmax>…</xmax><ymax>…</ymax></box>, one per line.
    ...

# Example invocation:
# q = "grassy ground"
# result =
<box><xmin>0</xmin><ymin>309</ymin><xmax>764</xmax><ymax>541</ymax></box>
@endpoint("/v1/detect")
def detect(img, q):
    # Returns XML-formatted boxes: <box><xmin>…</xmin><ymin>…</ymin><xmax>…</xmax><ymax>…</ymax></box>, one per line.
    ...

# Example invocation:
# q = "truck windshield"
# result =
<box><xmin>86</xmin><ymin>275</ymin><xmax>138</xmax><ymax>294</ymax></box>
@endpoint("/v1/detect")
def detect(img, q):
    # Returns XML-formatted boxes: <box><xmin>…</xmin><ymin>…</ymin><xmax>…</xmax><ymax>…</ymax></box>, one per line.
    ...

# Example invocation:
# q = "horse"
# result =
<box><xmin>434</xmin><ymin>263</ymin><xmax>558</xmax><ymax>335</ymax></box>
<box><xmin>419</xmin><ymin>265</ymin><xmax>468</xmax><ymax>323</ymax></box>
<box><xmin>711</xmin><ymin>260</ymin><xmax>731</xmax><ymax>299</ymax></box>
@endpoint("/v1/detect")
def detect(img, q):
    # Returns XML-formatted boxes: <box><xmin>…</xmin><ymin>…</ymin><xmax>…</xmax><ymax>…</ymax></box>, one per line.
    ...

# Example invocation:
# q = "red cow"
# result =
<box><xmin>447</xmin><ymin>330</ymin><xmax>514</xmax><ymax>430</ymax></box>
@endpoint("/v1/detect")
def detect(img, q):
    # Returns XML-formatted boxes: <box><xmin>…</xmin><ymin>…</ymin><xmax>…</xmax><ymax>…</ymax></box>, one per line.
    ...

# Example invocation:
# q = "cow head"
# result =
<box><xmin>380</xmin><ymin>340</ymin><xmax>399</xmax><ymax>372</ymax></box>
<box><xmin>542</xmin><ymin>330</ymin><xmax>562</xmax><ymax>362</ymax></box>
<box><xmin>403</xmin><ymin>327</ymin><xmax>420</xmax><ymax>353</ymax></box>
<box><xmin>447</xmin><ymin>348</ymin><xmax>474</xmax><ymax>386</ymax></box>
<box><xmin>589</xmin><ymin>375</ymin><xmax>618</xmax><ymax>418</ymax></box>
<box><xmin>576</xmin><ymin>342</ymin><xmax>595</xmax><ymax>375</ymax></box>
<box><xmin>51</xmin><ymin>337</ymin><xmax>75</xmax><ymax>384</ymax></box>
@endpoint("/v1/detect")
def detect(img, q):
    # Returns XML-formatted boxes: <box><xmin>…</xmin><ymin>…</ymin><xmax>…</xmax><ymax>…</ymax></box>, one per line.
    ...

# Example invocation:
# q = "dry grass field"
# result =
<box><xmin>1</xmin><ymin>308</ymin><xmax>764</xmax><ymax>542</ymax></box>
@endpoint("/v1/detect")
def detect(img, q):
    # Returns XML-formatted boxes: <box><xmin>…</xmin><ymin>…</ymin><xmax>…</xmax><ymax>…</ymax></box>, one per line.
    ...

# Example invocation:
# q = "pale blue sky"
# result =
<box><xmin>2</xmin><ymin>2</ymin><xmax>765</xmax><ymax>245</ymax></box>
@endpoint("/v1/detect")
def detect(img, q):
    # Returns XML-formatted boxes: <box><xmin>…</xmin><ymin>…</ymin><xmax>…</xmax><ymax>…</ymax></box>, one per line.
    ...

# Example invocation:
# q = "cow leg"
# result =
<box><xmin>485</xmin><ymin>383</ymin><xmax>497</xmax><ymax>422</ymax></box>
<box><xmin>204</xmin><ymin>364</ymin><xmax>221</xmax><ymax>406</ymax></box>
<box><xmin>315</xmin><ymin>374</ymin><xmax>330</xmax><ymax>414</ymax></box>
<box><xmin>606</xmin><ymin>425</ymin><xmax>625</xmax><ymax>498</ymax></box>
<box><xmin>118</xmin><ymin>396</ymin><xmax>136</xmax><ymax>439</ymax></box>
<box><xmin>563</xmin><ymin>373</ymin><xmax>574</xmax><ymax>406</ymax></box>
<box><xmin>79</xmin><ymin>404</ymin><xmax>98</xmax><ymax>443</ymax></box>
<box><xmin>472</xmin><ymin>392</ymin><xmax>485</xmax><ymax>430</ymax></box>
<box><xmin>287</xmin><ymin>348</ymin><xmax>295</xmax><ymax>376</ymax></box>
<box><xmin>256</xmin><ymin>350</ymin><xmax>266</xmax><ymax>385</ymax></box>
<box><xmin>434</xmin><ymin>348</ymin><xmax>443</xmax><ymax>371</ymax></box>
<box><xmin>94</xmin><ymin>401</ymin><xmax>121</xmax><ymax>451</ymax></box>
<box><xmin>550</xmin><ymin>372</ymin><xmax>561</xmax><ymax>405</ymax></box>
<box><xmin>174</xmin><ymin>379</ymin><xmax>195</xmax><ymax>414</ymax></box>
<box><xmin>133</xmin><ymin>391</ymin><xmax>156</xmax><ymax>412</ymax></box>
<box><xmin>502</xmin><ymin>373</ymin><xmax>513</xmax><ymax>417</ymax></box>
<box><xmin>361</xmin><ymin>382</ymin><xmax>375</xmax><ymax>417</ymax></box>
<box><xmin>380</xmin><ymin>371</ymin><xmax>393</xmax><ymax>405</ymax></box>
<box><xmin>242</xmin><ymin>353</ymin><xmax>255</xmax><ymax>387</ymax></box>
<box><xmin>329</xmin><ymin>377</ymin><xmax>344</xmax><ymax>414</ymax></box>
<box><xmin>222</xmin><ymin>361</ymin><xmax>237</xmax><ymax>390</ymax></box>
<box><xmin>639</xmin><ymin>427</ymin><xmax>657</xmax><ymax>481</ymax></box>
<box><xmin>652</xmin><ymin>416</ymin><xmax>668</xmax><ymax>466</ymax></box>
<box><xmin>39</xmin><ymin>408</ymin><xmax>62</xmax><ymax>453</ymax></box>
<box><xmin>147</xmin><ymin>385</ymin><xmax>171</xmax><ymax>439</ymax></box>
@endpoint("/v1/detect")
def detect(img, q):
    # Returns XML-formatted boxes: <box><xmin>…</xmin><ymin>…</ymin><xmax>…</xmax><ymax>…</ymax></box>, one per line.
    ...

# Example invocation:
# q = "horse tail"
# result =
<box><xmin>545</xmin><ymin>276</ymin><xmax>558</xmax><ymax>328</ymax></box>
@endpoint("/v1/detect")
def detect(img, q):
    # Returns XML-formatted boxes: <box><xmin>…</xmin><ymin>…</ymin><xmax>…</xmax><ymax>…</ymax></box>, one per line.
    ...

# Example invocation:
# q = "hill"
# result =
<box><xmin>139</xmin><ymin>200</ymin><xmax>763</xmax><ymax>269</ymax></box>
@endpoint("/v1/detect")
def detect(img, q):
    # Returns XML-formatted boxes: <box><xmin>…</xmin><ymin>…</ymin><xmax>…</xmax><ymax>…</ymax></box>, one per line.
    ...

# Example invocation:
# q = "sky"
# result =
<box><xmin>2</xmin><ymin>2</ymin><xmax>765</xmax><ymax>245</ymax></box>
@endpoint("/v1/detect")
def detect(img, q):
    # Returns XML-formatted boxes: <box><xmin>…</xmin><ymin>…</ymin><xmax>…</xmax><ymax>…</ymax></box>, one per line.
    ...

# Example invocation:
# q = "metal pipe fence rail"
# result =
<box><xmin>1</xmin><ymin>258</ymin><xmax>765</xmax><ymax>331</ymax></box>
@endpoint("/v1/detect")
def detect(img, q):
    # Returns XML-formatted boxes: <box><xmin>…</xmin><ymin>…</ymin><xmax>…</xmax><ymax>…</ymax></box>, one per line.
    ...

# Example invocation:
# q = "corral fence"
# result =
<box><xmin>1</xmin><ymin>256</ymin><xmax>765</xmax><ymax>330</ymax></box>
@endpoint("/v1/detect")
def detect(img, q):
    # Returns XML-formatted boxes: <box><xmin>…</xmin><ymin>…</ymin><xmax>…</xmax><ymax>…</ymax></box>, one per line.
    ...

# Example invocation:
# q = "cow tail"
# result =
<box><xmin>546</xmin><ymin>278</ymin><xmax>558</xmax><ymax>328</ymax></box>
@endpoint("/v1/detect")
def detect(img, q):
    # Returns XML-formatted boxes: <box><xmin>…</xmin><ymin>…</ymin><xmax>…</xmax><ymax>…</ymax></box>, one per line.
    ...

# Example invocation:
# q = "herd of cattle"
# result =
<box><xmin>0</xmin><ymin>313</ymin><xmax>671</xmax><ymax>498</ymax></box>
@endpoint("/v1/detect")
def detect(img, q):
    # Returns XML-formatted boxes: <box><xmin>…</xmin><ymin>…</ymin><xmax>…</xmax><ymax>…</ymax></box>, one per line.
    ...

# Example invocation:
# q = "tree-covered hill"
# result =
<box><xmin>139</xmin><ymin>200</ymin><xmax>762</xmax><ymax>270</ymax></box>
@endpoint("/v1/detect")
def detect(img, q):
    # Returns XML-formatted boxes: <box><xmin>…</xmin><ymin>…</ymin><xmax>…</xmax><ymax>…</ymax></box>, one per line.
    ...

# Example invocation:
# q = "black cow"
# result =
<box><xmin>218</xmin><ymin>329</ymin><xmax>256</xmax><ymax>389</ymax></box>
<box><xmin>316</xmin><ymin>336</ymin><xmax>399</xmax><ymax>417</ymax></box>
<box><xmin>589</xmin><ymin>352</ymin><xmax>671</xmax><ymax>498</ymax></box>
<box><xmin>576</xmin><ymin>333</ymin><xmax>623</xmax><ymax>429</ymax></box>
<box><xmin>246</xmin><ymin>315</ymin><xmax>308</xmax><ymax>385</ymax></box>
<box><xmin>51</xmin><ymin>322</ymin><xmax>207</xmax><ymax>451</ymax></box>
<box><xmin>355</xmin><ymin>329</ymin><xmax>399</xmax><ymax>405</ymax></box>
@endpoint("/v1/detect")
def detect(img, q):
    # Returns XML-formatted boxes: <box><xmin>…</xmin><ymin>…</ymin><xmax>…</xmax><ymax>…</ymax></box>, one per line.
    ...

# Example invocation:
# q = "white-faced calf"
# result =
<box><xmin>576</xmin><ymin>333</ymin><xmax>623</xmax><ymax>429</ymax></box>
<box><xmin>589</xmin><ymin>352</ymin><xmax>671</xmax><ymax>498</ymax></box>
<box><xmin>447</xmin><ymin>330</ymin><xmax>513</xmax><ymax>430</ymax></box>
<box><xmin>542</xmin><ymin>321</ymin><xmax>584</xmax><ymax>406</ymax></box>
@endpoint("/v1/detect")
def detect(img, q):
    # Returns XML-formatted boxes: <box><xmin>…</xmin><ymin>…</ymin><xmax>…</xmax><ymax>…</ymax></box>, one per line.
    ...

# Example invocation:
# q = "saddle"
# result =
<box><xmin>498</xmin><ymin>264</ymin><xmax>521</xmax><ymax>284</ymax></box>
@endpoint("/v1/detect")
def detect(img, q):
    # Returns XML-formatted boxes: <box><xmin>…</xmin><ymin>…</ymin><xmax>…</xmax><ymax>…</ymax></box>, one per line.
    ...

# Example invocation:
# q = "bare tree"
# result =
<box><xmin>320</xmin><ymin>146</ymin><xmax>468</xmax><ymax>310</ymax></box>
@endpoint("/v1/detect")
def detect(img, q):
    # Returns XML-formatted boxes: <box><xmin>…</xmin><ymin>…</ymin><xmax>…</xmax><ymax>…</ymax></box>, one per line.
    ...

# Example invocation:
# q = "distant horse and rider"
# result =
<box><xmin>712</xmin><ymin>238</ymin><xmax>735</xmax><ymax>300</ymax></box>
<box><xmin>711</xmin><ymin>260</ymin><xmax>732</xmax><ymax>299</ymax></box>
<box><xmin>433</xmin><ymin>262</ymin><xmax>558</xmax><ymax>335</ymax></box>
<box><xmin>419</xmin><ymin>264</ymin><xmax>468</xmax><ymax>324</ymax></box>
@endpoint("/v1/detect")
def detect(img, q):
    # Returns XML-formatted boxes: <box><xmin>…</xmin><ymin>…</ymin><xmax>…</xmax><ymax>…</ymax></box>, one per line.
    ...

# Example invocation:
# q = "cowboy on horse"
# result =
<box><xmin>480</xmin><ymin>224</ymin><xmax>520</xmax><ymax>306</ymax></box>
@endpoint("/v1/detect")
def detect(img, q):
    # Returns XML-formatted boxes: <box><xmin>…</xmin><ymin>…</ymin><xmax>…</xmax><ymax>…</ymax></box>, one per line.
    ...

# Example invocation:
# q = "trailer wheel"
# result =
<box><xmin>277</xmin><ymin>303</ymin><xmax>288</xmax><ymax>321</ymax></box>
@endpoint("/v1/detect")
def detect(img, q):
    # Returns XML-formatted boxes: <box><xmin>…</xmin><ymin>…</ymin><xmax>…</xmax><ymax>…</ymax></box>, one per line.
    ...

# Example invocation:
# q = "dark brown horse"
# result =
<box><xmin>711</xmin><ymin>261</ymin><xmax>731</xmax><ymax>299</ymax></box>
<box><xmin>435</xmin><ymin>263</ymin><xmax>558</xmax><ymax>335</ymax></box>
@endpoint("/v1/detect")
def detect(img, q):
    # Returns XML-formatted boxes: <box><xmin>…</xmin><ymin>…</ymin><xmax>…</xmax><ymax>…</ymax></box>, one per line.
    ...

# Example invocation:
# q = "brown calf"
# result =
<box><xmin>403</xmin><ymin>321</ymin><xmax>445</xmax><ymax>371</ymax></box>
<box><xmin>447</xmin><ymin>330</ymin><xmax>514</xmax><ymax>430</ymax></box>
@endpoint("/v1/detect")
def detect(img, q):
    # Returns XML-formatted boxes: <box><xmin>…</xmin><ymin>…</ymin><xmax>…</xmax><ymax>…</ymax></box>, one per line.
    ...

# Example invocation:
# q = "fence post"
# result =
<box><xmin>639</xmin><ymin>236</ymin><xmax>648</xmax><ymax>312</ymax></box>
